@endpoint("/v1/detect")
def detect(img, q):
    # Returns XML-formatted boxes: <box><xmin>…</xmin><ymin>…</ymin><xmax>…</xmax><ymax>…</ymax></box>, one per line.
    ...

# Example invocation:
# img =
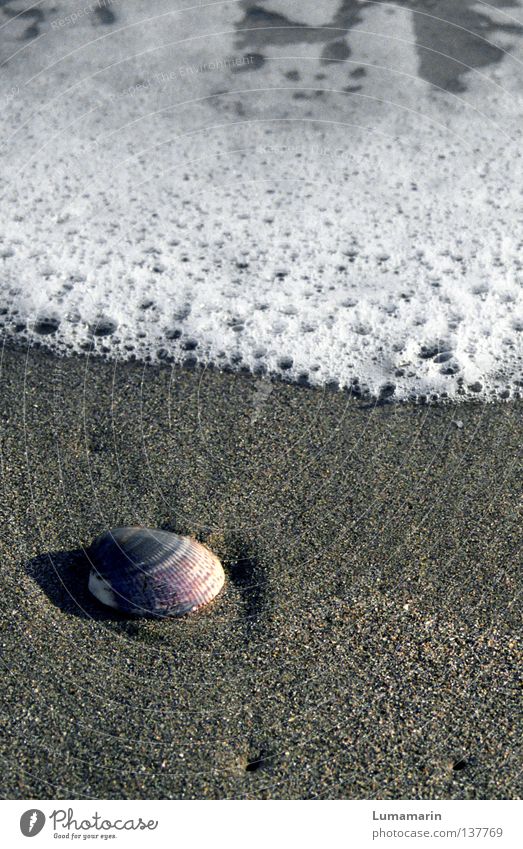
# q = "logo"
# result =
<box><xmin>20</xmin><ymin>810</ymin><xmax>46</xmax><ymax>837</ymax></box>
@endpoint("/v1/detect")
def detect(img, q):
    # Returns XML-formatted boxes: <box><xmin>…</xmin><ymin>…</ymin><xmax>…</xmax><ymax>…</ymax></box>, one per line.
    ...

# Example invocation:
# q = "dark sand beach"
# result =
<box><xmin>0</xmin><ymin>346</ymin><xmax>521</xmax><ymax>799</ymax></box>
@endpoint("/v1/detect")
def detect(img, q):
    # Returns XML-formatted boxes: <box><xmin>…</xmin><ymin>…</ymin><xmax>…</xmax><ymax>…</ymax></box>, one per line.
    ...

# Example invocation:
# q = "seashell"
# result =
<box><xmin>87</xmin><ymin>527</ymin><xmax>225</xmax><ymax>617</ymax></box>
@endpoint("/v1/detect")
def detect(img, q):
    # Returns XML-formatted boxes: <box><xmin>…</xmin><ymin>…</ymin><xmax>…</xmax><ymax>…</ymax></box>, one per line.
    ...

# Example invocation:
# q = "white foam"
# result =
<box><xmin>1</xmin><ymin>0</ymin><xmax>522</xmax><ymax>400</ymax></box>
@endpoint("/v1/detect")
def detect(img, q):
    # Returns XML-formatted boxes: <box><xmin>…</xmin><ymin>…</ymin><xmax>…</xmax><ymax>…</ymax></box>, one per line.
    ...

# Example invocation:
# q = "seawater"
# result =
<box><xmin>1</xmin><ymin>0</ymin><xmax>522</xmax><ymax>400</ymax></box>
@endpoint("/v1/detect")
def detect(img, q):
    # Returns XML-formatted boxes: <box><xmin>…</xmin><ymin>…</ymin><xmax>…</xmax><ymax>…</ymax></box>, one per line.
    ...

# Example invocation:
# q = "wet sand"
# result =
<box><xmin>0</xmin><ymin>346</ymin><xmax>521</xmax><ymax>799</ymax></box>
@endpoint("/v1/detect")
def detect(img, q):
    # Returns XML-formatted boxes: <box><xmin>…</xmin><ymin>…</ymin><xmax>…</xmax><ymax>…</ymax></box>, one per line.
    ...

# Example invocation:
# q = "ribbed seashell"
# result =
<box><xmin>87</xmin><ymin>527</ymin><xmax>225</xmax><ymax>617</ymax></box>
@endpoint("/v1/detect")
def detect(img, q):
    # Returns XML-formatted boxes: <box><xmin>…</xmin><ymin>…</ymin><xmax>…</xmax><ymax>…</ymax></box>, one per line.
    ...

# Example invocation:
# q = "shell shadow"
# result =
<box><xmin>25</xmin><ymin>548</ymin><xmax>128</xmax><ymax>621</ymax></box>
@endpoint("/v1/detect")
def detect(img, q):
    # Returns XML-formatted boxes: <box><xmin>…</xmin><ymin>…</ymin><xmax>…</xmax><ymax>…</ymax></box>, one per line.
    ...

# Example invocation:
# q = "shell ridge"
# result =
<box><xmin>88</xmin><ymin>527</ymin><xmax>225</xmax><ymax>617</ymax></box>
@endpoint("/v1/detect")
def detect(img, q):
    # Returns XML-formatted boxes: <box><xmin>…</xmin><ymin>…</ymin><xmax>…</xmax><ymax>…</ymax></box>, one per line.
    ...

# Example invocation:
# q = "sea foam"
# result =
<box><xmin>1</xmin><ymin>0</ymin><xmax>522</xmax><ymax>400</ymax></box>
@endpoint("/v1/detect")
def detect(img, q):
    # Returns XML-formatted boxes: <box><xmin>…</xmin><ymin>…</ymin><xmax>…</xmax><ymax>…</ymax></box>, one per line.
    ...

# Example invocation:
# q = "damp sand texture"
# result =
<box><xmin>0</xmin><ymin>347</ymin><xmax>521</xmax><ymax>799</ymax></box>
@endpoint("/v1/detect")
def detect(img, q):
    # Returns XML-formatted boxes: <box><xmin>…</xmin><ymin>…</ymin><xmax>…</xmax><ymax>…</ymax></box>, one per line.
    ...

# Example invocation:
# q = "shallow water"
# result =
<box><xmin>0</xmin><ymin>0</ymin><xmax>522</xmax><ymax>399</ymax></box>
